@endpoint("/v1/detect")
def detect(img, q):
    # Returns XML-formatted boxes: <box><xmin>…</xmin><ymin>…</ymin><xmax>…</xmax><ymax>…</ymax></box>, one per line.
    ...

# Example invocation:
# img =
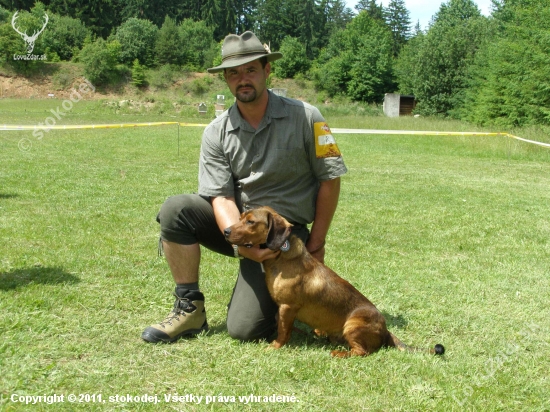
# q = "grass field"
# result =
<box><xmin>1</xmin><ymin>99</ymin><xmax>549</xmax><ymax>411</ymax></box>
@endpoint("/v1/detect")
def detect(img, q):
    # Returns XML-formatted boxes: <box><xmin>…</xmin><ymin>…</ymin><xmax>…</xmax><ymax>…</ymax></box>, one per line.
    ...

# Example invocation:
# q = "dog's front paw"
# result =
<box><xmin>330</xmin><ymin>349</ymin><xmax>353</xmax><ymax>358</ymax></box>
<box><xmin>313</xmin><ymin>329</ymin><xmax>328</xmax><ymax>337</ymax></box>
<box><xmin>270</xmin><ymin>340</ymin><xmax>283</xmax><ymax>349</ymax></box>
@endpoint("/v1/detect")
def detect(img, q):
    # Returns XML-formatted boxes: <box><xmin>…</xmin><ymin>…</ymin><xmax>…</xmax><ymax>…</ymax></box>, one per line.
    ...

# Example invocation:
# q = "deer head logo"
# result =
<box><xmin>12</xmin><ymin>11</ymin><xmax>49</xmax><ymax>54</ymax></box>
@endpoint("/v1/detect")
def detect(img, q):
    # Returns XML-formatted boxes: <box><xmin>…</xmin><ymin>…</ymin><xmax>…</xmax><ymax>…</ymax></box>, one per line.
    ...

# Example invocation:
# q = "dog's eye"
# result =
<box><xmin>246</xmin><ymin>220</ymin><xmax>255</xmax><ymax>225</ymax></box>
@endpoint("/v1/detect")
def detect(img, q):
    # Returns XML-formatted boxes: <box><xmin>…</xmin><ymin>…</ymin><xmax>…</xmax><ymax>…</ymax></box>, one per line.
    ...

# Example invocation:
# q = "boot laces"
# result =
<box><xmin>159</xmin><ymin>294</ymin><xmax>195</xmax><ymax>327</ymax></box>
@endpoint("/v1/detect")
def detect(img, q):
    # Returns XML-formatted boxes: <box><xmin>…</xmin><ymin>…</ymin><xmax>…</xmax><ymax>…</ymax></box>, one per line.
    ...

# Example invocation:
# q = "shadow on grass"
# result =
<box><xmin>202</xmin><ymin>314</ymin><xmax>411</xmax><ymax>352</ymax></box>
<box><xmin>267</xmin><ymin>314</ymin><xmax>411</xmax><ymax>353</ymax></box>
<box><xmin>382</xmin><ymin>311</ymin><xmax>409</xmax><ymax>329</ymax></box>
<box><xmin>205</xmin><ymin>323</ymin><xmax>229</xmax><ymax>336</ymax></box>
<box><xmin>0</xmin><ymin>193</ymin><xmax>18</xmax><ymax>199</ymax></box>
<box><xmin>0</xmin><ymin>266</ymin><xmax>80</xmax><ymax>291</ymax></box>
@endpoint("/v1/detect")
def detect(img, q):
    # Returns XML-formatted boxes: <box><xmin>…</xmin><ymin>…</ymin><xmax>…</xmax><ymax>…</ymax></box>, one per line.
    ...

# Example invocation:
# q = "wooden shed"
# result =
<box><xmin>383</xmin><ymin>93</ymin><xmax>417</xmax><ymax>117</ymax></box>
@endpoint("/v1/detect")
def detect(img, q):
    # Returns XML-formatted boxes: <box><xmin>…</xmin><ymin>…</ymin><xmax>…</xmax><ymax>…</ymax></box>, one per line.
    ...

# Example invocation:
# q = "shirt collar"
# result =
<box><xmin>226</xmin><ymin>90</ymin><xmax>288</xmax><ymax>133</ymax></box>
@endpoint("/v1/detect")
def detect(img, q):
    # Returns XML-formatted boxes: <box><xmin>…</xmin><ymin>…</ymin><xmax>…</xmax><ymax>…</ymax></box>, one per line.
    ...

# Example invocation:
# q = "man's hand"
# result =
<box><xmin>236</xmin><ymin>244</ymin><xmax>280</xmax><ymax>263</ymax></box>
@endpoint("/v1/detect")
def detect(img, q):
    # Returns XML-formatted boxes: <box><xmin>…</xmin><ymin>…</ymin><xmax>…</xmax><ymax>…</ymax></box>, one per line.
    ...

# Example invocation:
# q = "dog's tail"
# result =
<box><xmin>386</xmin><ymin>332</ymin><xmax>445</xmax><ymax>356</ymax></box>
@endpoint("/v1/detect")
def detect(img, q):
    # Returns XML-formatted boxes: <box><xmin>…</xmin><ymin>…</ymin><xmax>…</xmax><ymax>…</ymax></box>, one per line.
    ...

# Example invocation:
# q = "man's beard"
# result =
<box><xmin>235</xmin><ymin>84</ymin><xmax>257</xmax><ymax>103</ymax></box>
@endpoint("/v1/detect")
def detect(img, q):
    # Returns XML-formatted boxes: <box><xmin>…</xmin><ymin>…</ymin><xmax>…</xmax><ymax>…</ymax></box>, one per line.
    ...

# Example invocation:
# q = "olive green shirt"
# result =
<box><xmin>198</xmin><ymin>91</ymin><xmax>347</xmax><ymax>224</ymax></box>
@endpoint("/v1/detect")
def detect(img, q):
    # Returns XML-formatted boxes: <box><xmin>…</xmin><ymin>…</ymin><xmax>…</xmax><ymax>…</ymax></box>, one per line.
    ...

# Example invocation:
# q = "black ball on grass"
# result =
<box><xmin>434</xmin><ymin>344</ymin><xmax>445</xmax><ymax>355</ymax></box>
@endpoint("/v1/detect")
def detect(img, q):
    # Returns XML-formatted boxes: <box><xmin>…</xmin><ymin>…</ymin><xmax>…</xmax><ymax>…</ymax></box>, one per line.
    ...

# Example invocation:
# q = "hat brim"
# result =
<box><xmin>207</xmin><ymin>52</ymin><xmax>283</xmax><ymax>74</ymax></box>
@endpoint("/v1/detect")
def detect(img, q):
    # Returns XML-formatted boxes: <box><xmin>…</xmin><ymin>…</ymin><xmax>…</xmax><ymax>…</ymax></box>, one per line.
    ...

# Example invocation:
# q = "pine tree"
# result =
<box><xmin>384</xmin><ymin>0</ymin><xmax>411</xmax><ymax>57</ymax></box>
<box><xmin>462</xmin><ymin>1</ymin><xmax>550</xmax><ymax>126</ymax></box>
<box><xmin>156</xmin><ymin>16</ymin><xmax>182</xmax><ymax>65</ymax></box>
<box><xmin>413</xmin><ymin>20</ymin><xmax>422</xmax><ymax>35</ymax></box>
<box><xmin>49</xmin><ymin>0</ymin><xmax>121</xmax><ymax>38</ymax></box>
<box><xmin>395</xmin><ymin>0</ymin><xmax>485</xmax><ymax>117</ymax></box>
<box><xmin>255</xmin><ymin>0</ymin><xmax>293</xmax><ymax>51</ymax></box>
<box><xmin>288</xmin><ymin>0</ymin><xmax>317</xmax><ymax>59</ymax></box>
<box><xmin>220</xmin><ymin>0</ymin><xmax>238</xmax><ymax>37</ymax></box>
<box><xmin>202</xmin><ymin>0</ymin><xmax>221</xmax><ymax>39</ymax></box>
<box><xmin>235</xmin><ymin>0</ymin><xmax>257</xmax><ymax>34</ymax></box>
<box><xmin>131</xmin><ymin>58</ymin><xmax>146</xmax><ymax>87</ymax></box>
<box><xmin>319</xmin><ymin>0</ymin><xmax>354</xmax><ymax>37</ymax></box>
<box><xmin>355</xmin><ymin>0</ymin><xmax>384</xmax><ymax>21</ymax></box>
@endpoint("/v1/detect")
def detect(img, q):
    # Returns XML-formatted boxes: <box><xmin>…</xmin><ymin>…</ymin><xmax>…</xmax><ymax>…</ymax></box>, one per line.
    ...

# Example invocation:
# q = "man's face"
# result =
<box><xmin>224</xmin><ymin>59</ymin><xmax>270</xmax><ymax>104</ymax></box>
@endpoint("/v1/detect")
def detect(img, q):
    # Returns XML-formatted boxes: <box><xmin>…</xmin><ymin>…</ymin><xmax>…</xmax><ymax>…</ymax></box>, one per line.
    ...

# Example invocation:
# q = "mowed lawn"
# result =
<box><xmin>1</xmin><ymin>100</ymin><xmax>549</xmax><ymax>411</ymax></box>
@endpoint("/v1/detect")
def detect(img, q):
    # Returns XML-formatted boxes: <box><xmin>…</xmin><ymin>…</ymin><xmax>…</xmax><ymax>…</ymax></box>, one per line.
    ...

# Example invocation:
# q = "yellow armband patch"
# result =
<box><xmin>314</xmin><ymin>122</ymin><xmax>342</xmax><ymax>158</ymax></box>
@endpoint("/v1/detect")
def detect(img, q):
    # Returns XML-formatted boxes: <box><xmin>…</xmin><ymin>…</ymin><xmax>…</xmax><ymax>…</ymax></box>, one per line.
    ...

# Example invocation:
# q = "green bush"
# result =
<box><xmin>0</xmin><ymin>22</ymin><xmax>22</xmax><ymax>62</ymax></box>
<box><xmin>156</xmin><ymin>16</ymin><xmax>182</xmax><ymax>66</ymax></box>
<box><xmin>311</xmin><ymin>51</ymin><xmax>351</xmax><ymax>98</ymax></box>
<box><xmin>311</xmin><ymin>13</ymin><xmax>394</xmax><ymax>103</ymax></box>
<box><xmin>80</xmin><ymin>38</ymin><xmax>119</xmax><ymax>85</ymax></box>
<box><xmin>148</xmin><ymin>64</ymin><xmax>178</xmax><ymax>89</ymax></box>
<box><xmin>51</xmin><ymin>69</ymin><xmax>76</xmax><ymax>90</ymax></box>
<box><xmin>394</xmin><ymin>0</ymin><xmax>487</xmax><ymax>117</ymax></box>
<box><xmin>41</xmin><ymin>14</ymin><xmax>90</xmax><ymax>61</ymax></box>
<box><xmin>272</xmin><ymin>36</ymin><xmax>310</xmax><ymax>79</ymax></box>
<box><xmin>45</xmin><ymin>48</ymin><xmax>61</xmax><ymax>62</ymax></box>
<box><xmin>179</xmin><ymin>19</ymin><xmax>218</xmax><ymax>70</ymax></box>
<box><xmin>210</xmin><ymin>39</ymin><xmax>223</xmax><ymax>70</ymax></box>
<box><xmin>3</xmin><ymin>8</ymin><xmax>47</xmax><ymax>56</ymax></box>
<box><xmin>0</xmin><ymin>6</ymin><xmax>9</xmax><ymax>23</ymax></box>
<box><xmin>115</xmin><ymin>18</ymin><xmax>158</xmax><ymax>67</ymax></box>
<box><xmin>189</xmin><ymin>76</ymin><xmax>213</xmax><ymax>96</ymax></box>
<box><xmin>0</xmin><ymin>8</ymin><xmax>47</xmax><ymax>74</ymax></box>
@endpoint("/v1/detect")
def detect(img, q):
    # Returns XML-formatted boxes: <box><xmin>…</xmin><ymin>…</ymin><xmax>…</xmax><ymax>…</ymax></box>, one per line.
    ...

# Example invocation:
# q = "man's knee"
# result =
<box><xmin>157</xmin><ymin>194</ymin><xmax>212</xmax><ymax>244</ymax></box>
<box><xmin>226</xmin><ymin>314</ymin><xmax>276</xmax><ymax>342</ymax></box>
<box><xmin>158</xmin><ymin>194</ymin><xmax>197</xmax><ymax>226</ymax></box>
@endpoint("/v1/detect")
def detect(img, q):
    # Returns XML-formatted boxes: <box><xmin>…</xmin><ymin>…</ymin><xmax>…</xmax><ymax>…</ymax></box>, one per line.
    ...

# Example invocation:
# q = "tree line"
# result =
<box><xmin>1</xmin><ymin>0</ymin><xmax>550</xmax><ymax>127</ymax></box>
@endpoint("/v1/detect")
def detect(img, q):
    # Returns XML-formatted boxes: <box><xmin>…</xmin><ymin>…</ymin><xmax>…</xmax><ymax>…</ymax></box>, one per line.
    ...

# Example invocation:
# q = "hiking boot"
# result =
<box><xmin>141</xmin><ymin>290</ymin><xmax>208</xmax><ymax>343</ymax></box>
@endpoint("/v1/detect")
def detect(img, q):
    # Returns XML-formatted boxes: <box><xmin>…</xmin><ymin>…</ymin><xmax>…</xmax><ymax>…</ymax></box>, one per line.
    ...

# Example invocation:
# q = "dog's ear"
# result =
<box><xmin>265</xmin><ymin>210</ymin><xmax>292</xmax><ymax>250</ymax></box>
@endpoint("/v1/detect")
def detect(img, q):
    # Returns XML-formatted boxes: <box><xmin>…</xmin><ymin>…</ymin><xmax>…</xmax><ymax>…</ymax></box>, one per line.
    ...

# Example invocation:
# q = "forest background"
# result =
<box><xmin>1</xmin><ymin>0</ymin><xmax>550</xmax><ymax>128</ymax></box>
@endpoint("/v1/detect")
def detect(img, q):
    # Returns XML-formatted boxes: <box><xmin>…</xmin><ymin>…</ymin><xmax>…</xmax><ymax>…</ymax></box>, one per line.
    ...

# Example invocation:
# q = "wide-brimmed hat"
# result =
<box><xmin>207</xmin><ymin>31</ymin><xmax>282</xmax><ymax>73</ymax></box>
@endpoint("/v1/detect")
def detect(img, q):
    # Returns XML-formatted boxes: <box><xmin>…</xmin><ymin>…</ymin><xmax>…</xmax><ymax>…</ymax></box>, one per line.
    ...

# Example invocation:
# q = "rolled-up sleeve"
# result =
<box><xmin>198</xmin><ymin>125</ymin><xmax>234</xmax><ymax>198</ymax></box>
<box><xmin>306</xmin><ymin>107</ymin><xmax>348</xmax><ymax>182</ymax></box>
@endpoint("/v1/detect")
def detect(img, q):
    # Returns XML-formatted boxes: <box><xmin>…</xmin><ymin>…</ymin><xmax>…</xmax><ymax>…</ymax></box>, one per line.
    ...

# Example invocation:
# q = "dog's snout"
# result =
<box><xmin>223</xmin><ymin>227</ymin><xmax>231</xmax><ymax>238</ymax></box>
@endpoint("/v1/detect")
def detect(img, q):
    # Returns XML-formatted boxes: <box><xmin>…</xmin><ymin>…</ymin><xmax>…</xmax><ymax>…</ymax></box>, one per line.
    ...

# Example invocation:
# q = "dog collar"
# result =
<box><xmin>280</xmin><ymin>240</ymin><xmax>290</xmax><ymax>252</ymax></box>
<box><xmin>260</xmin><ymin>239</ymin><xmax>290</xmax><ymax>251</ymax></box>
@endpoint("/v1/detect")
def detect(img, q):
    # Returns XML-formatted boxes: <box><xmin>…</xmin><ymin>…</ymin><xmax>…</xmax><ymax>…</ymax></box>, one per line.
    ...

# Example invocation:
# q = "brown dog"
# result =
<box><xmin>224</xmin><ymin>206</ymin><xmax>445</xmax><ymax>357</ymax></box>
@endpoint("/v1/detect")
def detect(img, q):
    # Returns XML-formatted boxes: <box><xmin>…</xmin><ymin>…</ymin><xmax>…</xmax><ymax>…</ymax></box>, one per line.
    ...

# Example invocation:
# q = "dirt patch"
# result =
<box><xmin>1</xmin><ymin>74</ymin><xmax>96</xmax><ymax>99</ymax></box>
<box><xmin>0</xmin><ymin>69</ymin><xmax>218</xmax><ymax>99</ymax></box>
<box><xmin>0</xmin><ymin>71</ymin><xmax>317</xmax><ymax>107</ymax></box>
